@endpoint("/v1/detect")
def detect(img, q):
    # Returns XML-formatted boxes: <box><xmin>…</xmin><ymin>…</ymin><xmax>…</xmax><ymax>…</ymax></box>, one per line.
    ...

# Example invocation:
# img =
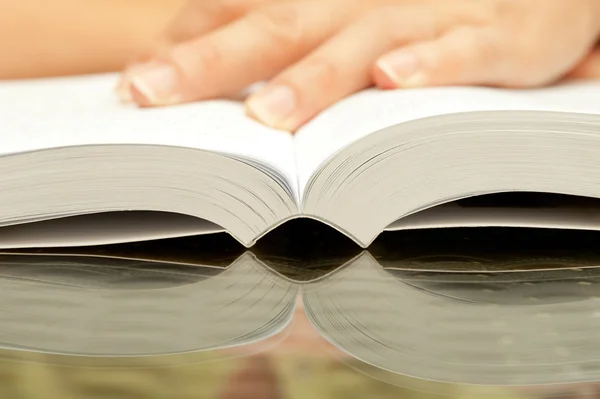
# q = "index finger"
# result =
<box><xmin>118</xmin><ymin>0</ymin><xmax>273</xmax><ymax>100</ymax></box>
<box><xmin>127</xmin><ymin>0</ymin><xmax>360</xmax><ymax>106</ymax></box>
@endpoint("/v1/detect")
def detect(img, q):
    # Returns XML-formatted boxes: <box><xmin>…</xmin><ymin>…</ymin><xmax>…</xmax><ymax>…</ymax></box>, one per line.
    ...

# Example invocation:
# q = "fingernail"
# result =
<box><xmin>246</xmin><ymin>85</ymin><xmax>297</xmax><ymax>130</ymax></box>
<box><xmin>115</xmin><ymin>75</ymin><xmax>132</xmax><ymax>103</ymax></box>
<box><xmin>115</xmin><ymin>63</ymin><xmax>145</xmax><ymax>103</ymax></box>
<box><xmin>376</xmin><ymin>51</ymin><xmax>425</xmax><ymax>87</ymax></box>
<box><xmin>128</xmin><ymin>62</ymin><xmax>181</xmax><ymax>106</ymax></box>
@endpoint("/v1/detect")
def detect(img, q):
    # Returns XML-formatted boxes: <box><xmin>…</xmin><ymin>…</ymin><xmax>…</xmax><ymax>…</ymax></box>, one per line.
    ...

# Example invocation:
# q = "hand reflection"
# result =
<box><xmin>217</xmin><ymin>355</ymin><xmax>282</xmax><ymax>399</ymax></box>
<box><xmin>216</xmin><ymin>295</ymin><xmax>348</xmax><ymax>399</ymax></box>
<box><xmin>223</xmin><ymin>294</ymin><xmax>347</xmax><ymax>359</ymax></box>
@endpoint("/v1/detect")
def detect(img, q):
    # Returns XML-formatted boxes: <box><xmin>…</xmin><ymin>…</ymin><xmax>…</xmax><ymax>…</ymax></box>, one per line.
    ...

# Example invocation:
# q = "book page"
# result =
<box><xmin>0</xmin><ymin>74</ymin><xmax>297</xmax><ymax>185</ymax></box>
<box><xmin>386</xmin><ymin>203</ymin><xmax>600</xmax><ymax>231</ymax></box>
<box><xmin>294</xmin><ymin>80</ymin><xmax>600</xmax><ymax>196</ymax></box>
<box><xmin>0</xmin><ymin>211</ymin><xmax>225</xmax><ymax>248</ymax></box>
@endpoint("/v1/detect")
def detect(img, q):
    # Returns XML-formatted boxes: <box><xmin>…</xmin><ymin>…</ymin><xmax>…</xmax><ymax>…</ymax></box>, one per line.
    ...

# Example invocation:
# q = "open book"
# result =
<box><xmin>2</xmin><ymin>74</ymin><xmax>600</xmax><ymax>248</ymax></box>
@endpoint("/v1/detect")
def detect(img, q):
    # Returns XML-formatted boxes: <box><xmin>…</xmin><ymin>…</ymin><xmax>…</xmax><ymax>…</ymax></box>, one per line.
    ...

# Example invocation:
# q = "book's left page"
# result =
<box><xmin>0</xmin><ymin>73</ymin><xmax>297</xmax><ymax>184</ymax></box>
<box><xmin>0</xmin><ymin>74</ymin><xmax>300</xmax><ymax>248</ymax></box>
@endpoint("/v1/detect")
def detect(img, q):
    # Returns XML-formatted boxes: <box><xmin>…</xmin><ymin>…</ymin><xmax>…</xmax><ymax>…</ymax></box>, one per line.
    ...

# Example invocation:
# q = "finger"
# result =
<box><xmin>567</xmin><ymin>46</ymin><xmax>600</xmax><ymax>79</ymax></box>
<box><xmin>373</xmin><ymin>26</ymin><xmax>508</xmax><ymax>89</ymax></box>
<box><xmin>127</xmin><ymin>0</ymin><xmax>360</xmax><ymax>107</ymax></box>
<box><xmin>374</xmin><ymin>17</ymin><xmax>600</xmax><ymax>90</ymax></box>
<box><xmin>244</xmin><ymin>4</ymin><xmax>450</xmax><ymax>131</ymax></box>
<box><xmin>166</xmin><ymin>0</ymin><xmax>274</xmax><ymax>45</ymax></box>
<box><xmin>117</xmin><ymin>0</ymin><xmax>271</xmax><ymax>101</ymax></box>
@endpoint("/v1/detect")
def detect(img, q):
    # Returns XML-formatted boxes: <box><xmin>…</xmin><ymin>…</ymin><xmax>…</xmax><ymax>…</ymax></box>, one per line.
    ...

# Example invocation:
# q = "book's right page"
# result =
<box><xmin>293</xmin><ymin>80</ymin><xmax>600</xmax><ymax>198</ymax></box>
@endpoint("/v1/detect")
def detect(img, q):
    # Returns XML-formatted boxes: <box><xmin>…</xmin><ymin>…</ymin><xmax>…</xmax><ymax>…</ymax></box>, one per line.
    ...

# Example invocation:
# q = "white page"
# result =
<box><xmin>0</xmin><ymin>211</ymin><xmax>224</xmax><ymax>249</ymax></box>
<box><xmin>386</xmin><ymin>203</ymin><xmax>600</xmax><ymax>231</ymax></box>
<box><xmin>294</xmin><ymin>80</ymin><xmax>600</xmax><ymax>196</ymax></box>
<box><xmin>0</xmin><ymin>74</ymin><xmax>297</xmax><ymax>184</ymax></box>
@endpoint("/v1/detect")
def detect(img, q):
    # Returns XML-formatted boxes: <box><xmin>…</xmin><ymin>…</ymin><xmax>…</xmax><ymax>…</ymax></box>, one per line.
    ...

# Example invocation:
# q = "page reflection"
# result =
<box><xmin>0</xmin><ymin>248</ymin><xmax>596</xmax><ymax>398</ymax></box>
<box><xmin>303</xmin><ymin>253</ymin><xmax>600</xmax><ymax>387</ymax></box>
<box><xmin>0</xmin><ymin>253</ymin><xmax>297</xmax><ymax>355</ymax></box>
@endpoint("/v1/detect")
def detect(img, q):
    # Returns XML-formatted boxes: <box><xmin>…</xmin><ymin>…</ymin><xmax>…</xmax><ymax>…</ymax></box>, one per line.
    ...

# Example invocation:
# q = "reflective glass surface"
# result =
<box><xmin>2</xmin><ymin>223</ymin><xmax>600</xmax><ymax>398</ymax></box>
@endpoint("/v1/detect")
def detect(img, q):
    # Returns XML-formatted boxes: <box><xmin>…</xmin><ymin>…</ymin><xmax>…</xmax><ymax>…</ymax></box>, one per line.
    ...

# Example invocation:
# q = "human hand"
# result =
<box><xmin>117</xmin><ymin>0</ymin><xmax>600</xmax><ymax>131</ymax></box>
<box><xmin>569</xmin><ymin>45</ymin><xmax>600</xmax><ymax>79</ymax></box>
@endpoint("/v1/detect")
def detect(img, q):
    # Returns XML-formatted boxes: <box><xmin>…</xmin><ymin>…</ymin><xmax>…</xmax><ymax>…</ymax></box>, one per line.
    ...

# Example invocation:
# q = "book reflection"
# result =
<box><xmin>0</xmin><ymin>226</ymin><xmax>599</xmax><ymax>394</ymax></box>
